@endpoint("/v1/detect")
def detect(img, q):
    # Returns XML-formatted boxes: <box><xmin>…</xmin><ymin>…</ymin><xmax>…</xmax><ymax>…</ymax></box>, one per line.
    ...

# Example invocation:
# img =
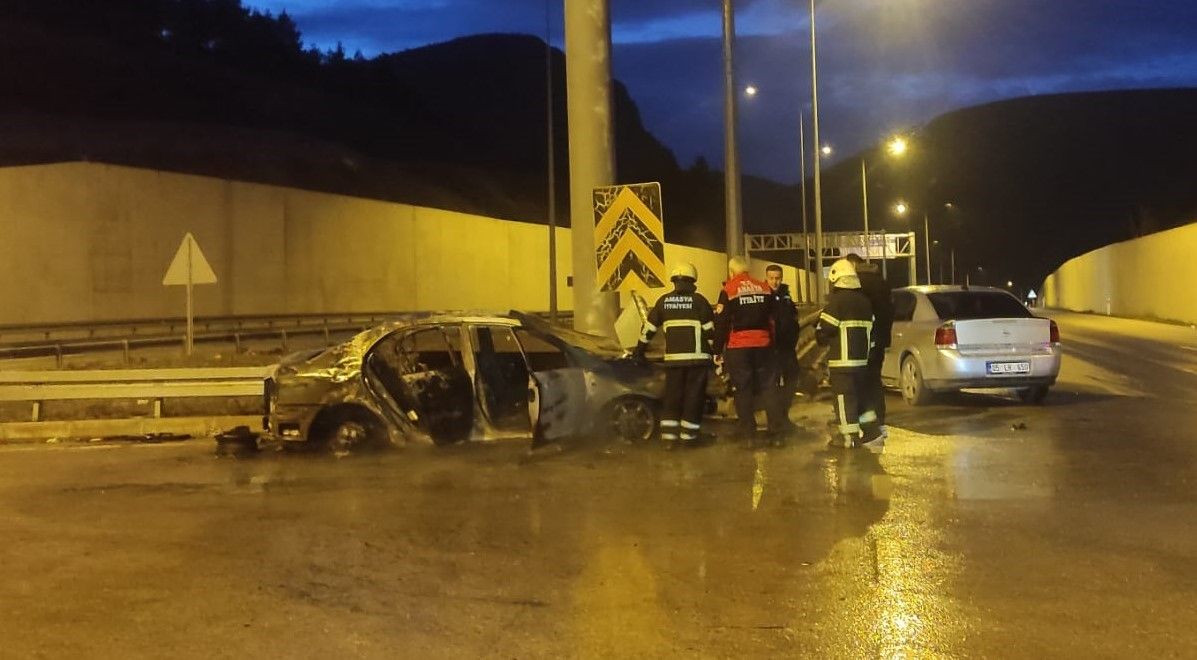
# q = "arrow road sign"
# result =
<box><xmin>593</xmin><ymin>182</ymin><xmax>666</xmax><ymax>293</ymax></box>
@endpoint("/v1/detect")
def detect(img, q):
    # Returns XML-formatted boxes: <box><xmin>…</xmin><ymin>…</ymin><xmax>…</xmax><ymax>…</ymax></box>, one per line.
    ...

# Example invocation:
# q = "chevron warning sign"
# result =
<box><xmin>593</xmin><ymin>182</ymin><xmax>666</xmax><ymax>293</ymax></box>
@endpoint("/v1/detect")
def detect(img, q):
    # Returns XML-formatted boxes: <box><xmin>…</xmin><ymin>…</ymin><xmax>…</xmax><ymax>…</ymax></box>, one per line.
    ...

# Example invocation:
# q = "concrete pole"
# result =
<box><xmin>721</xmin><ymin>0</ymin><xmax>744</xmax><ymax>260</ymax></box>
<box><xmin>545</xmin><ymin>0</ymin><xmax>558</xmax><ymax>323</ymax></box>
<box><xmin>808</xmin><ymin>0</ymin><xmax>825</xmax><ymax>304</ymax></box>
<box><xmin>564</xmin><ymin>0</ymin><xmax>618</xmax><ymax>335</ymax></box>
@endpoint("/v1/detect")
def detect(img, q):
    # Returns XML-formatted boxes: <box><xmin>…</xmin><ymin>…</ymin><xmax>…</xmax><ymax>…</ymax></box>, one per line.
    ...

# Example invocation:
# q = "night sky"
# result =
<box><xmin>248</xmin><ymin>0</ymin><xmax>1197</xmax><ymax>183</ymax></box>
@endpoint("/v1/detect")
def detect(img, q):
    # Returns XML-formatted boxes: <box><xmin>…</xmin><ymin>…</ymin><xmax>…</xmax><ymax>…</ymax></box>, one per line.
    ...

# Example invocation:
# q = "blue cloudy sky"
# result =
<box><xmin>247</xmin><ymin>0</ymin><xmax>1197</xmax><ymax>182</ymax></box>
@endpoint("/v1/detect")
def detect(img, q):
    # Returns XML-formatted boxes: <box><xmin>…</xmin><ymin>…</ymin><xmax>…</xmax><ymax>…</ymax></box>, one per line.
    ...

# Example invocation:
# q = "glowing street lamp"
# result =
<box><xmin>744</xmin><ymin>84</ymin><xmax>758</xmax><ymax>97</ymax></box>
<box><xmin>820</xmin><ymin>144</ymin><xmax>833</xmax><ymax>157</ymax></box>
<box><xmin>893</xmin><ymin>201</ymin><xmax>909</xmax><ymax>217</ymax></box>
<box><xmin>886</xmin><ymin>136</ymin><xmax>909</xmax><ymax>157</ymax></box>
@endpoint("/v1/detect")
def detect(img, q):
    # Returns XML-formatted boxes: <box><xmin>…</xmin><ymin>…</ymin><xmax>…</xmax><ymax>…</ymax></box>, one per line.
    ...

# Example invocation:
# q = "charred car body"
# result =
<box><xmin>263</xmin><ymin>312</ymin><xmax>665</xmax><ymax>451</ymax></box>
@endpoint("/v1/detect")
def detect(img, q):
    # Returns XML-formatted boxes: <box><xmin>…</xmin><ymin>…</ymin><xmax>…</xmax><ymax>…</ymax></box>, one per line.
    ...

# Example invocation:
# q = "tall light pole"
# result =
<box><xmin>564</xmin><ymin>0</ymin><xmax>618</xmax><ymax>335</ymax></box>
<box><xmin>721</xmin><ymin>0</ymin><xmax>744</xmax><ymax>260</ymax></box>
<box><xmin>867</xmin><ymin>136</ymin><xmax>908</xmax><ymax>278</ymax></box>
<box><xmin>798</xmin><ymin>114</ymin><xmax>810</xmax><ymax>302</ymax></box>
<box><xmin>808</xmin><ymin>0</ymin><xmax>825</xmax><ymax>304</ymax></box>
<box><xmin>923</xmin><ymin>212</ymin><xmax>932</xmax><ymax>285</ymax></box>
<box><xmin>860</xmin><ymin>158</ymin><xmax>870</xmax><ymax>261</ymax></box>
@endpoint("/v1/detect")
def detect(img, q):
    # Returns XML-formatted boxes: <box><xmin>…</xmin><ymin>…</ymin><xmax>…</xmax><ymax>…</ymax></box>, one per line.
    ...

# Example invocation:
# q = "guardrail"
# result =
<box><xmin>0</xmin><ymin>321</ymin><xmax>373</xmax><ymax>367</ymax></box>
<box><xmin>0</xmin><ymin>310</ymin><xmax>576</xmax><ymax>367</ymax></box>
<box><xmin>0</xmin><ymin>366</ymin><xmax>273</xmax><ymax>422</ymax></box>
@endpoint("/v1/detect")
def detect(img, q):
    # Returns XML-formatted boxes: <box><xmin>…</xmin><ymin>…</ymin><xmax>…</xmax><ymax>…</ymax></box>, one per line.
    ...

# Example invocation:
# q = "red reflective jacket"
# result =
<box><xmin>714</xmin><ymin>273</ymin><xmax>775</xmax><ymax>351</ymax></box>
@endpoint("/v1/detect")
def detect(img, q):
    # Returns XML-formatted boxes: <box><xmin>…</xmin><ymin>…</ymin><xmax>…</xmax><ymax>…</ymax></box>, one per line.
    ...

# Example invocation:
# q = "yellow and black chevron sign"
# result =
<box><xmin>593</xmin><ymin>182</ymin><xmax>666</xmax><ymax>293</ymax></box>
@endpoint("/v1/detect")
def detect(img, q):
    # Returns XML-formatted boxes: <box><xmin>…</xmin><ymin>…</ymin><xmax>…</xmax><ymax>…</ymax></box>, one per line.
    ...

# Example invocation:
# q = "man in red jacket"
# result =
<box><xmin>713</xmin><ymin>256</ymin><xmax>787</xmax><ymax>446</ymax></box>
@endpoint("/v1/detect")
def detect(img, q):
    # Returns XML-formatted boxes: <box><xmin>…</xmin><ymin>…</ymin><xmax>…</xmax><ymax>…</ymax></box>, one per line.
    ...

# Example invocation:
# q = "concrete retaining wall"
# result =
<box><xmin>0</xmin><ymin>162</ymin><xmax>809</xmax><ymax>325</ymax></box>
<box><xmin>1042</xmin><ymin>221</ymin><xmax>1197</xmax><ymax>324</ymax></box>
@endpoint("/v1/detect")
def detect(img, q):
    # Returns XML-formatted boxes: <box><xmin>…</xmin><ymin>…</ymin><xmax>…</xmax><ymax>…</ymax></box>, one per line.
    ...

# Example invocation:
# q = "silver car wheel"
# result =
<box><xmin>900</xmin><ymin>357</ymin><xmax>931</xmax><ymax>406</ymax></box>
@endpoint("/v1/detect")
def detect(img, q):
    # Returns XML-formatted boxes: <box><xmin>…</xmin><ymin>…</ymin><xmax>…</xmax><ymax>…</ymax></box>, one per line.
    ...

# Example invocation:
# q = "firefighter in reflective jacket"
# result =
<box><xmin>816</xmin><ymin>258</ymin><xmax>879</xmax><ymax>448</ymax></box>
<box><xmin>633</xmin><ymin>263</ymin><xmax>715</xmax><ymax>448</ymax></box>
<box><xmin>713</xmin><ymin>256</ymin><xmax>788</xmax><ymax>443</ymax></box>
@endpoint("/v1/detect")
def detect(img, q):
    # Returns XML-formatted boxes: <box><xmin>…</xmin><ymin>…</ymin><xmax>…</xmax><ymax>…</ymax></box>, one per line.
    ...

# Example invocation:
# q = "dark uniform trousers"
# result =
<box><xmin>864</xmin><ymin>346</ymin><xmax>887</xmax><ymax>425</ymax></box>
<box><xmin>659</xmin><ymin>366</ymin><xmax>710</xmax><ymax>443</ymax></box>
<box><xmin>829</xmin><ymin>368</ymin><xmax>869</xmax><ymax>443</ymax></box>
<box><xmin>724</xmin><ymin>347</ymin><xmax>783</xmax><ymax>434</ymax></box>
<box><xmin>776</xmin><ymin>347</ymin><xmax>802</xmax><ymax>405</ymax></box>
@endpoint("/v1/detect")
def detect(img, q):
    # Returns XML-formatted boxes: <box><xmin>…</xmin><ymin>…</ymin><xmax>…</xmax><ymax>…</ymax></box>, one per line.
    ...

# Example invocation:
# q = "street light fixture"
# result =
<box><xmin>886</xmin><ymin>136</ymin><xmax>909</xmax><ymax>157</ymax></box>
<box><xmin>820</xmin><ymin>144</ymin><xmax>833</xmax><ymax>157</ymax></box>
<box><xmin>893</xmin><ymin>201</ymin><xmax>909</xmax><ymax>217</ymax></box>
<box><xmin>744</xmin><ymin>84</ymin><xmax>758</xmax><ymax>97</ymax></box>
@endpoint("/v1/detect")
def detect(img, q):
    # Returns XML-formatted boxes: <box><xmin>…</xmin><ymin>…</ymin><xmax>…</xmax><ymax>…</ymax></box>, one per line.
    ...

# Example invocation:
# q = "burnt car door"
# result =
<box><xmin>469</xmin><ymin>324</ymin><xmax>536</xmax><ymax>435</ymax></box>
<box><xmin>362</xmin><ymin>325</ymin><xmax>474</xmax><ymax>445</ymax></box>
<box><xmin>468</xmin><ymin>324</ymin><xmax>588</xmax><ymax>443</ymax></box>
<box><xmin>512</xmin><ymin>327</ymin><xmax>589</xmax><ymax>441</ymax></box>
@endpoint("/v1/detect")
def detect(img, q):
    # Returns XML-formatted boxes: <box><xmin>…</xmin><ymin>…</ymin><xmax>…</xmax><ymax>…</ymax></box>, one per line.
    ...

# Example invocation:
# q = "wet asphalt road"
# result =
<box><xmin>1</xmin><ymin>310</ymin><xmax>1195</xmax><ymax>658</ymax></box>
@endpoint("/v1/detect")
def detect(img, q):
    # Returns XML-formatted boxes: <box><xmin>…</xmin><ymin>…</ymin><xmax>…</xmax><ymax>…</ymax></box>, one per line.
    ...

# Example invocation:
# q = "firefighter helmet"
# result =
<box><xmin>670</xmin><ymin>262</ymin><xmax>698</xmax><ymax>282</ymax></box>
<box><xmin>828</xmin><ymin>258</ymin><xmax>861</xmax><ymax>289</ymax></box>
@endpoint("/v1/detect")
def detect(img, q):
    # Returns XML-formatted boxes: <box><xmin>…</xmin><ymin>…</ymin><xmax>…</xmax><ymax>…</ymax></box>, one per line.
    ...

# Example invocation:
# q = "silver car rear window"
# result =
<box><xmin>926</xmin><ymin>291</ymin><xmax>1032</xmax><ymax>320</ymax></box>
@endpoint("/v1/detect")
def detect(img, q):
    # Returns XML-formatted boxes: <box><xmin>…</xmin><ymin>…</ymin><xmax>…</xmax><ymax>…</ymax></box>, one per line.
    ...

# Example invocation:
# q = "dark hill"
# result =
<box><xmin>2</xmin><ymin>3</ymin><xmax>1195</xmax><ymax>287</ymax></box>
<box><xmin>803</xmin><ymin>89</ymin><xmax>1197</xmax><ymax>289</ymax></box>
<box><xmin>0</xmin><ymin>2</ymin><xmax>769</xmax><ymax>248</ymax></box>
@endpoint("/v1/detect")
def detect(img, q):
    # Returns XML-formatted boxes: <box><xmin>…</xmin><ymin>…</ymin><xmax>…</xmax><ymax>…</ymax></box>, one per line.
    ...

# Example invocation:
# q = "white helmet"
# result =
<box><xmin>670</xmin><ymin>262</ymin><xmax>698</xmax><ymax>282</ymax></box>
<box><xmin>828</xmin><ymin>258</ymin><xmax>861</xmax><ymax>289</ymax></box>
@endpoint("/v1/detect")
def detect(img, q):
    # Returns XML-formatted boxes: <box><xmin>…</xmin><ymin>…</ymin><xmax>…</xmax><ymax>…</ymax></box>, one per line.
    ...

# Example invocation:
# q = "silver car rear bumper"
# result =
<box><xmin>923</xmin><ymin>347</ymin><xmax>1061</xmax><ymax>391</ymax></box>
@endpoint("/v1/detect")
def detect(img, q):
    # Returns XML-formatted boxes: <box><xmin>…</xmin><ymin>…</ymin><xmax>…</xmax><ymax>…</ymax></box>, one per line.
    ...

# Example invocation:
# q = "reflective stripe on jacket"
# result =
<box><xmin>815</xmin><ymin>288</ymin><xmax>874</xmax><ymax>369</ymax></box>
<box><xmin>639</xmin><ymin>281</ymin><xmax>715</xmax><ymax>366</ymax></box>
<box><xmin>713</xmin><ymin>273</ymin><xmax>775</xmax><ymax>351</ymax></box>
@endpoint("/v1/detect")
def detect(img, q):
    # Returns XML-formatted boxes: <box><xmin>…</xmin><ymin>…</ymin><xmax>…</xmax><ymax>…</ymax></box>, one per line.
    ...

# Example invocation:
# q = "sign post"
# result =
<box><xmin>162</xmin><ymin>232</ymin><xmax>218</xmax><ymax>356</ymax></box>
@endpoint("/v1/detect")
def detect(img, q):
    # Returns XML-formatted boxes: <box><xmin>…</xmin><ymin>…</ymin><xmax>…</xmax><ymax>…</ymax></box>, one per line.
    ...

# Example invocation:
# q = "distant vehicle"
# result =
<box><xmin>881</xmin><ymin>286</ymin><xmax>1061</xmax><ymax>405</ymax></box>
<box><xmin>263</xmin><ymin>312</ymin><xmax>664</xmax><ymax>453</ymax></box>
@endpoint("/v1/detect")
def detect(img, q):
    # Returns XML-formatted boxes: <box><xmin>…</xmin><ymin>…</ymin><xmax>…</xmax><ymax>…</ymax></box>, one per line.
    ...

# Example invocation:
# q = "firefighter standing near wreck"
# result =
<box><xmin>714</xmin><ymin>256</ymin><xmax>788</xmax><ymax>446</ymax></box>
<box><xmin>816</xmin><ymin>258</ymin><xmax>882</xmax><ymax>449</ymax></box>
<box><xmin>632</xmin><ymin>263</ymin><xmax>716</xmax><ymax>449</ymax></box>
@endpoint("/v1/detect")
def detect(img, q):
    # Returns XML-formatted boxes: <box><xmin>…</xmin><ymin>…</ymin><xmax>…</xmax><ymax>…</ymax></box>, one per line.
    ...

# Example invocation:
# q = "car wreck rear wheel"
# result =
<box><xmin>607</xmin><ymin>396</ymin><xmax>658</xmax><ymax>443</ymax></box>
<box><xmin>310</xmin><ymin>406</ymin><xmax>387</xmax><ymax>455</ymax></box>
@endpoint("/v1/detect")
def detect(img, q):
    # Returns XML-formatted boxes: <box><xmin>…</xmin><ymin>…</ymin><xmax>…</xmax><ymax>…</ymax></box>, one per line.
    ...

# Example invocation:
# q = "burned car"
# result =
<box><xmin>263</xmin><ymin>312</ymin><xmax>665</xmax><ymax>451</ymax></box>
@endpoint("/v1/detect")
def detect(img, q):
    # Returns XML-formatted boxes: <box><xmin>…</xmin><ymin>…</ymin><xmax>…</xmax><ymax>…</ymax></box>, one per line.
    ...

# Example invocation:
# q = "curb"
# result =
<box><xmin>0</xmin><ymin>415</ymin><xmax>260</xmax><ymax>444</ymax></box>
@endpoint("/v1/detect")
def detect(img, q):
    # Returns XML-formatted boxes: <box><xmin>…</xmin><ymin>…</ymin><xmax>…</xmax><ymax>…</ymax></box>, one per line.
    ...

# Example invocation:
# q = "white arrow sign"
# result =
<box><xmin>1026</xmin><ymin>289</ymin><xmax>1038</xmax><ymax>300</ymax></box>
<box><xmin>163</xmin><ymin>232</ymin><xmax>217</xmax><ymax>286</ymax></box>
<box><xmin>162</xmin><ymin>233</ymin><xmax>217</xmax><ymax>356</ymax></box>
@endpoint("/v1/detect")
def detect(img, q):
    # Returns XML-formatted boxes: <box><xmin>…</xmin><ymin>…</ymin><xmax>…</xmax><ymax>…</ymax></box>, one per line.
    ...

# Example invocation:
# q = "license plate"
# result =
<box><xmin>987</xmin><ymin>361</ymin><xmax>1030</xmax><ymax>375</ymax></box>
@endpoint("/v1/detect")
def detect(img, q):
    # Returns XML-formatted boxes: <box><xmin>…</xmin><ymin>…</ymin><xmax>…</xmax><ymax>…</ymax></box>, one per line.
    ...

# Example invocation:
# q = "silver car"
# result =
<box><xmin>881</xmin><ymin>286</ymin><xmax>1061</xmax><ymax>405</ymax></box>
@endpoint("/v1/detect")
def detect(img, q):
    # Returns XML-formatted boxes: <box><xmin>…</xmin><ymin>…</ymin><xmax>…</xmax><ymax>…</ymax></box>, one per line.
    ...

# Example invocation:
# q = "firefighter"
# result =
<box><xmin>845</xmin><ymin>253</ymin><xmax>893</xmax><ymax>440</ymax></box>
<box><xmin>632</xmin><ymin>263</ymin><xmax>715</xmax><ymax>449</ymax></box>
<box><xmin>815</xmin><ymin>258</ymin><xmax>881</xmax><ymax>449</ymax></box>
<box><xmin>713</xmin><ymin>256</ymin><xmax>787</xmax><ymax>447</ymax></box>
